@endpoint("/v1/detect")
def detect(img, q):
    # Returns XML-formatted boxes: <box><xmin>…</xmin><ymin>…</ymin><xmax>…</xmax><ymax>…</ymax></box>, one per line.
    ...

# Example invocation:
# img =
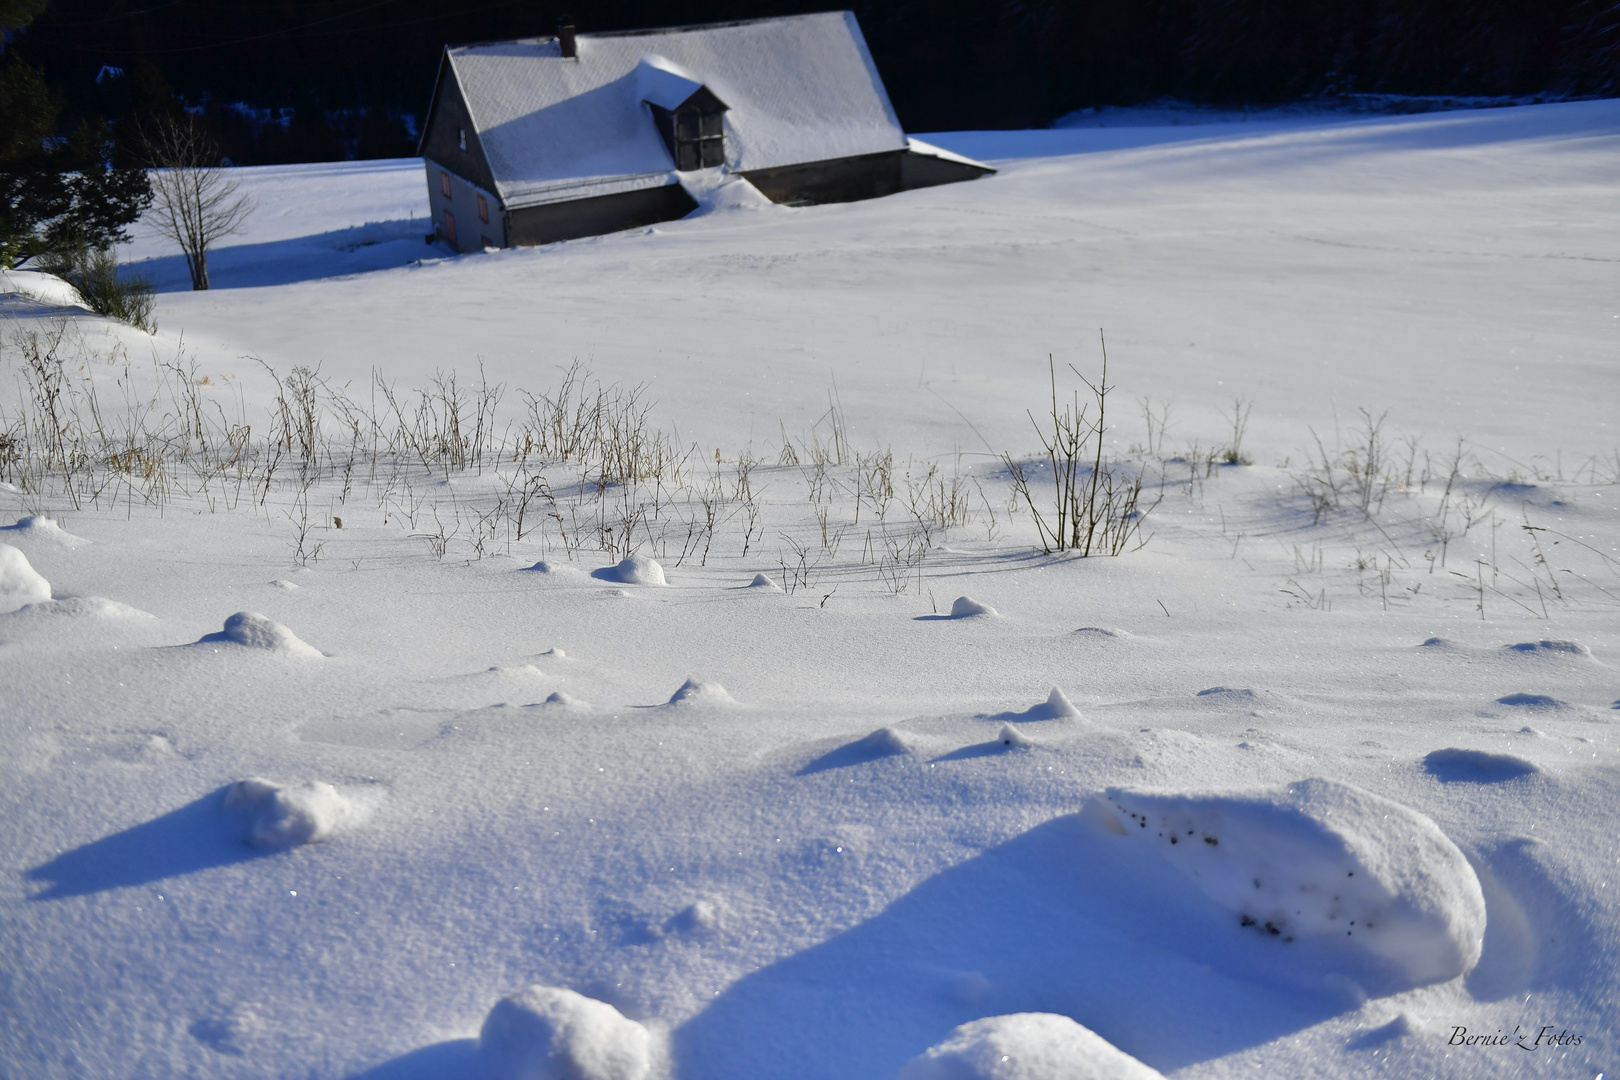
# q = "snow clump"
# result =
<box><xmin>1504</xmin><ymin>639</ymin><xmax>1591</xmax><ymax>658</ymax></box>
<box><xmin>1032</xmin><ymin>687</ymin><xmax>1080</xmax><ymax>719</ymax></box>
<box><xmin>853</xmin><ymin>726</ymin><xmax>911</xmax><ymax>756</ymax></box>
<box><xmin>478</xmin><ymin>985</ymin><xmax>651</xmax><ymax>1080</ymax></box>
<box><xmin>224</xmin><ymin>778</ymin><xmax>351</xmax><ymax>847</ymax></box>
<box><xmin>746</xmin><ymin>573</ymin><xmax>782</xmax><ymax>591</ymax></box>
<box><xmin>7</xmin><ymin>515</ymin><xmax>89</xmax><ymax>545</ymax></box>
<box><xmin>666</xmin><ymin>679</ymin><xmax>735</xmax><ymax>707</ymax></box>
<box><xmin>600</xmin><ymin>555</ymin><xmax>666</xmax><ymax>586</ymax></box>
<box><xmin>1093</xmin><ymin>777</ymin><xmax>1486</xmax><ymax>989</ymax></box>
<box><xmin>899</xmin><ymin>1013</ymin><xmax>1164</xmax><ymax>1080</ymax></box>
<box><xmin>997</xmin><ymin>723</ymin><xmax>1034</xmax><ymax>748</ymax></box>
<box><xmin>207</xmin><ymin>611</ymin><xmax>323</xmax><ymax>657</ymax></box>
<box><xmin>0</xmin><ymin>543</ymin><xmax>51</xmax><ymax>612</ymax></box>
<box><xmin>951</xmin><ymin>595</ymin><xmax>997</xmax><ymax>617</ymax></box>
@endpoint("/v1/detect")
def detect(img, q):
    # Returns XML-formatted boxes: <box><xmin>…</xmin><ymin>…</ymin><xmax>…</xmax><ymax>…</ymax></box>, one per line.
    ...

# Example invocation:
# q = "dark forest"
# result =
<box><xmin>5</xmin><ymin>0</ymin><xmax>1620</xmax><ymax>165</ymax></box>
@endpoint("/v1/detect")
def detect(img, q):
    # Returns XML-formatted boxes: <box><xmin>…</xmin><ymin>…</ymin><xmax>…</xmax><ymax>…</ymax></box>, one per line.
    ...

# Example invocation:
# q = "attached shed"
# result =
<box><xmin>418</xmin><ymin>11</ymin><xmax>994</xmax><ymax>252</ymax></box>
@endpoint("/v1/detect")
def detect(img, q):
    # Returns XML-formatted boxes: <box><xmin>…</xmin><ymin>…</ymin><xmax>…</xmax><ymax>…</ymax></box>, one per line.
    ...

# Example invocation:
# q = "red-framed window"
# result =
<box><xmin>477</xmin><ymin>194</ymin><xmax>488</xmax><ymax>223</ymax></box>
<box><xmin>440</xmin><ymin>171</ymin><xmax>451</xmax><ymax>198</ymax></box>
<box><xmin>443</xmin><ymin>210</ymin><xmax>457</xmax><ymax>247</ymax></box>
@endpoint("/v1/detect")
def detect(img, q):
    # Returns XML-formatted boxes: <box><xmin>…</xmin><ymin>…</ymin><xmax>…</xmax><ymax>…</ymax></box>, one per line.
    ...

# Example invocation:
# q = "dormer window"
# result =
<box><xmin>648</xmin><ymin>86</ymin><xmax>727</xmax><ymax>171</ymax></box>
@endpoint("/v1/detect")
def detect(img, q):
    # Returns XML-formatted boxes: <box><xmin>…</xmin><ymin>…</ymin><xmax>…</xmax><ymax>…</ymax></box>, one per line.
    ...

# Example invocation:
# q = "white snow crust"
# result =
<box><xmin>478</xmin><ymin>985</ymin><xmax>652</xmax><ymax>1080</ymax></box>
<box><xmin>1095</xmin><ymin>779</ymin><xmax>1486</xmax><ymax>989</ymax></box>
<box><xmin>899</xmin><ymin>1013</ymin><xmax>1165</xmax><ymax>1080</ymax></box>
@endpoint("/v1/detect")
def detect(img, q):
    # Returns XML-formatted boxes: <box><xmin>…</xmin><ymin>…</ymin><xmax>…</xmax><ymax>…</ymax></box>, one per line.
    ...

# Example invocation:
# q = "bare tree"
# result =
<box><xmin>139</xmin><ymin>115</ymin><xmax>255</xmax><ymax>291</ymax></box>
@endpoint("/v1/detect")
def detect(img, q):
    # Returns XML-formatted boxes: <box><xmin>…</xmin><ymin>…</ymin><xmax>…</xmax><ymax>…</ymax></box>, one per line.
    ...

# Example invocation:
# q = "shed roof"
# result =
<box><xmin>439</xmin><ymin>12</ymin><xmax>906</xmax><ymax>209</ymax></box>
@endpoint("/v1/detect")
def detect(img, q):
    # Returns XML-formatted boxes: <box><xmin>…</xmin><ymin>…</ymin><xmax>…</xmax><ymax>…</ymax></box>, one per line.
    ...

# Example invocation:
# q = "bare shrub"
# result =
<box><xmin>139</xmin><ymin>115</ymin><xmax>255</xmax><ymax>291</ymax></box>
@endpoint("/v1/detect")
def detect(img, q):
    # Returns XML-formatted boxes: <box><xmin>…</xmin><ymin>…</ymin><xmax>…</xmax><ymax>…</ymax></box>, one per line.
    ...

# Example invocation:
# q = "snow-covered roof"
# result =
<box><xmin>442</xmin><ymin>12</ymin><xmax>907</xmax><ymax>209</ymax></box>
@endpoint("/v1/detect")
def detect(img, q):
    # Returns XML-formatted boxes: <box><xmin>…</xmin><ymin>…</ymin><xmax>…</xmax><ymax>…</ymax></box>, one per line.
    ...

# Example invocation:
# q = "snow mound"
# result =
<box><xmin>665</xmin><ymin>899</ymin><xmax>723</xmax><ymax>935</ymax></box>
<box><xmin>4</xmin><ymin>515</ymin><xmax>89</xmax><ymax>546</ymax></box>
<box><xmin>0</xmin><ymin>268</ymin><xmax>86</xmax><ymax>308</ymax></box>
<box><xmin>997</xmin><ymin>723</ymin><xmax>1034</xmax><ymax>748</ymax></box>
<box><xmin>1424</xmin><ymin>747</ymin><xmax>1540</xmax><ymax>782</ymax></box>
<box><xmin>1196</xmin><ymin>686</ymin><xmax>1256</xmax><ymax>699</ymax></box>
<box><xmin>2</xmin><ymin>596</ymin><xmax>152</xmax><ymax>620</ymax></box>
<box><xmin>0</xmin><ymin>544</ymin><xmax>52</xmax><ymax>613</ymax></box>
<box><xmin>1073</xmin><ymin>627</ymin><xmax>1133</xmax><ymax>640</ymax></box>
<box><xmin>746</xmin><ymin>573</ymin><xmax>783</xmax><ymax>591</ymax></box>
<box><xmin>679</xmin><ymin>169</ymin><xmax>773</xmax><ymax>215</ymax></box>
<box><xmin>1033</xmin><ymin>687</ymin><xmax>1081</xmax><ymax>720</ymax></box>
<box><xmin>1418</xmin><ymin>637</ymin><xmax>1457</xmax><ymax>649</ymax></box>
<box><xmin>1504</xmin><ymin>639</ymin><xmax>1591</xmax><ymax>658</ymax></box>
<box><xmin>478</xmin><ymin>985</ymin><xmax>651</xmax><ymax>1080</ymax></box>
<box><xmin>597</xmin><ymin>556</ymin><xmax>667</xmax><ymax>586</ymax></box>
<box><xmin>666</xmin><ymin>679</ymin><xmax>736</xmax><ymax>707</ymax></box>
<box><xmin>899</xmin><ymin>1013</ymin><xmax>1164</xmax><ymax>1080</ymax></box>
<box><xmin>1496</xmin><ymin>692</ymin><xmax>1565</xmax><ymax>708</ymax></box>
<box><xmin>201</xmin><ymin>611</ymin><xmax>323</xmax><ymax>657</ymax></box>
<box><xmin>224</xmin><ymin>778</ymin><xmax>352</xmax><ymax>847</ymax></box>
<box><xmin>853</xmin><ymin>726</ymin><xmax>911</xmax><ymax>756</ymax></box>
<box><xmin>539</xmin><ymin>691</ymin><xmax>589</xmax><ymax>709</ymax></box>
<box><xmin>269</xmin><ymin>578</ymin><xmax>299</xmax><ymax>590</ymax></box>
<box><xmin>1093</xmin><ymin>778</ymin><xmax>1486</xmax><ymax>989</ymax></box>
<box><xmin>951</xmin><ymin>595</ymin><xmax>998</xmax><ymax>618</ymax></box>
<box><xmin>528</xmin><ymin>560</ymin><xmax>585</xmax><ymax>577</ymax></box>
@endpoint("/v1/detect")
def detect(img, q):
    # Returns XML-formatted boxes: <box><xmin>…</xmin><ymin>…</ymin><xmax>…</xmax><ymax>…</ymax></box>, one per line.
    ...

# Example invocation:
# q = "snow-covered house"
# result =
<box><xmin>418</xmin><ymin>12</ymin><xmax>994</xmax><ymax>252</ymax></box>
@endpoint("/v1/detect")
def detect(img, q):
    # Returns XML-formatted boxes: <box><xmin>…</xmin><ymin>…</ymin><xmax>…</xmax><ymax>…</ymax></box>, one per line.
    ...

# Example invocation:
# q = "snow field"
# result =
<box><xmin>1</xmin><ymin>100</ymin><xmax>1618</xmax><ymax>1080</ymax></box>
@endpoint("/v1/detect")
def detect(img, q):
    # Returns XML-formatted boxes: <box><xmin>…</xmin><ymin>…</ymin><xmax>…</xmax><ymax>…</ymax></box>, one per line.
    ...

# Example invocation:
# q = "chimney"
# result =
<box><xmin>557</xmin><ymin>16</ymin><xmax>577</xmax><ymax>59</ymax></box>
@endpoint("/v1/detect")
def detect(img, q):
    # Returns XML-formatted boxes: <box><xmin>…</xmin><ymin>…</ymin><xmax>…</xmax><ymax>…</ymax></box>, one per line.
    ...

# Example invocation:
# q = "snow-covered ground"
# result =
<box><xmin>2</xmin><ymin>99</ymin><xmax>1618</xmax><ymax>1079</ymax></box>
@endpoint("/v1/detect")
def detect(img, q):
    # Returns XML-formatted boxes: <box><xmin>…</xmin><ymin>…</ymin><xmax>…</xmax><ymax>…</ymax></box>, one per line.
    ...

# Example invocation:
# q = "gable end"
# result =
<box><xmin>420</xmin><ymin>54</ymin><xmax>500</xmax><ymax>197</ymax></box>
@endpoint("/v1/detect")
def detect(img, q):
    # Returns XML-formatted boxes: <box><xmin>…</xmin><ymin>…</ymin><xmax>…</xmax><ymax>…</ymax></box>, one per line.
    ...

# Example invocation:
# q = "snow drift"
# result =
<box><xmin>1092</xmin><ymin>778</ymin><xmax>1486</xmax><ymax>991</ymax></box>
<box><xmin>478</xmin><ymin>985</ymin><xmax>652</xmax><ymax>1080</ymax></box>
<box><xmin>224</xmin><ymin>778</ymin><xmax>352</xmax><ymax>847</ymax></box>
<box><xmin>899</xmin><ymin>1013</ymin><xmax>1165</xmax><ymax>1080</ymax></box>
<box><xmin>199</xmin><ymin>611</ymin><xmax>323</xmax><ymax>657</ymax></box>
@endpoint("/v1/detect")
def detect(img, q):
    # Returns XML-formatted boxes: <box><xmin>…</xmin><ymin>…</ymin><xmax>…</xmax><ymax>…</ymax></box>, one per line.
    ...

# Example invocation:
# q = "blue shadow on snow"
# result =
<box><xmin>670</xmin><ymin>812</ymin><xmax>1350</xmax><ymax>1080</ymax></box>
<box><xmin>23</xmin><ymin>785</ymin><xmax>272</xmax><ymax>900</ymax></box>
<box><xmin>346</xmin><ymin>1039</ymin><xmax>480</xmax><ymax>1080</ymax></box>
<box><xmin>129</xmin><ymin>218</ymin><xmax>435</xmax><ymax>293</ymax></box>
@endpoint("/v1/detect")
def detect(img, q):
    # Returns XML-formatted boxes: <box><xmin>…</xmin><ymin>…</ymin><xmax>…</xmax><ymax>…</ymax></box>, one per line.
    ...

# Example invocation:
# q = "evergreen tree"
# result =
<box><xmin>1</xmin><ymin>2</ymin><xmax>151</xmax><ymax>267</ymax></box>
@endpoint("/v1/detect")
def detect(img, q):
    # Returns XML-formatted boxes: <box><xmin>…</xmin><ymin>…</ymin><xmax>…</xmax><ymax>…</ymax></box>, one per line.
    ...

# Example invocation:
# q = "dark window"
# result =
<box><xmin>477</xmin><ymin>194</ymin><xmax>488</xmax><ymax>223</ymax></box>
<box><xmin>440</xmin><ymin>171</ymin><xmax>451</xmax><ymax>198</ymax></box>
<box><xmin>649</xmin><ymin>87</ymin><xmax>727</xmax><ymax>172</ymax></box>
<box><xmin>444</xmin><ymin>210</ymin><xmax>457</xmax><ymax>248</ymax></box>
<box><xmin>458</xmin><ymin>127</ymin><xmax>467</xmax><ymax>151</ymax></box>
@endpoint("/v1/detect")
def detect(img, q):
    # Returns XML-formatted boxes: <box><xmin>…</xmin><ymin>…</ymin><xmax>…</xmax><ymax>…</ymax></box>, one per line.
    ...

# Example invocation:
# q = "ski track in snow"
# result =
<box><xmin>2</xmin><ymin>101</ymin><xmax>1619</xmax><ymax>1079</ymax></box>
